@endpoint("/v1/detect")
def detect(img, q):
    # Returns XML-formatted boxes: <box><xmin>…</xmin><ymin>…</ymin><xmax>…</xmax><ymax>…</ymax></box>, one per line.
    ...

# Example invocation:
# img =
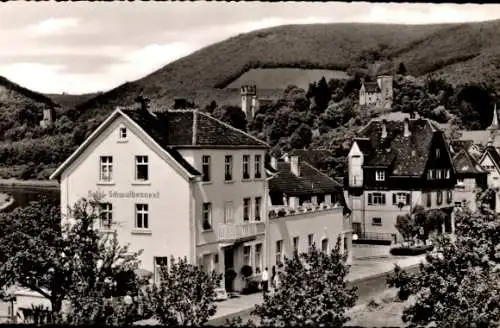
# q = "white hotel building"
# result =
<box><xmin>50</xmin><ymin>103</ymin><xmax>351</xmax><ymax>292</ymax></box>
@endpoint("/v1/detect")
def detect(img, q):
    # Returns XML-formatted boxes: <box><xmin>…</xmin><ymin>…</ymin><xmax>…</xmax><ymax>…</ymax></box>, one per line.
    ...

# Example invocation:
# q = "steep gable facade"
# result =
<box><xmin>51</xmin><ymin>105</ymin><xmax>270</xmax><ymax>292</ymax></box>
<box><xmin>345</xmin><ymin>118</ymin><xmax>457</xmax><ymax>242</ymax></box>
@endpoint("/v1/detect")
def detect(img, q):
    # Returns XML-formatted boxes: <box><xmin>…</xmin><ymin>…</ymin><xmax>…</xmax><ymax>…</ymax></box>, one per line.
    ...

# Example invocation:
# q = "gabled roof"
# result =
<box><xmin>50</xmin><ymin>107</ymin><xmax>269</xmax><ymax>180</ymax></box>
<box><xmin>452</xmin><ymin>149</ymin><xmax>487</xmax><ymax>175</ymax></box>
<box><xmin>480</xmin><ymin>145</ymin><xmax>500</xmax><ymax>172</ymax></box>
<box><xmin>362</xmin><ymin>82</ymin><xmax>380</xmax><ymax>93</ymax></box>
<box><xmin>269</xmin><ymin>161</ymin><xmax>341</xmax><ymax>197</ymax></box>
<box><xmin>122</xmin><ymin>109</ymin><xmax>268</xmax><ymax>148</ymax></box>
<box><xmin>356</xmin><ymin>119</ymin><xmax>439</xmax><ymax>177</ymax></box>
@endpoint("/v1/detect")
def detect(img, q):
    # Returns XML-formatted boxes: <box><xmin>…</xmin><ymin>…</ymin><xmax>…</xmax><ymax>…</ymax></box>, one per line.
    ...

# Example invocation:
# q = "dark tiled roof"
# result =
<box><xmin>453</xmin><ymin>149</ymin><xmax>486</xmax><ymax>175</ymax></box>
<box><xmin>122</xmin><ymin>109</ymin><xmax>268</xmax><ymax>148</ymax></box>
<box><xmin>357</xmin><ymin>119</ymin><xmax>437</xmax><ymax>177</ymax></box>
<box><xmin>363</xmin><ymin>82</ymin><xmax>380</xmax><ymax>93</ymax></box>
<box><xmin>269</xmin><ymin>161</ymin><xmax>341</xmax><ymax>196</ymax></box>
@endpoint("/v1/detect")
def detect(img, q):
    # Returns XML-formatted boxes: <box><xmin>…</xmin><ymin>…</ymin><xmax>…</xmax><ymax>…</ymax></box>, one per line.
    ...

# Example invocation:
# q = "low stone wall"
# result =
<box><xmin>352</xmin><ymin>244</ymin><xmax>391</xmax><ymax>259</ymax></box>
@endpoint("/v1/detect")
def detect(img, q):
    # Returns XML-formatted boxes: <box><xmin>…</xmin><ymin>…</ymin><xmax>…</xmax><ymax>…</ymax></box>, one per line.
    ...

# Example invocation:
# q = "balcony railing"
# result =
<box><xmin>215</xmin><ymin>222</ymin><xmax>265</xmax><ymax>242</ymax></box>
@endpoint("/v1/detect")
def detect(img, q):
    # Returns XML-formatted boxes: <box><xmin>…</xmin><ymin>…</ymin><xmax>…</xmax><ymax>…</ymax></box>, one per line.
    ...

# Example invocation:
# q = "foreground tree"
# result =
<box><xmin>146</xmin><ymin>257</ymin><xmax>221</xmax><ymax>326</ymax></box>
<box><xmin>0</xmin><ymin>197</ymin><xmax>143</xmax><ymax>324</ymax></box>
<box><xmin>395</xmin><ymin>213</ymin><xmax>416</xmax><ymax>243</ymax></box>
<box><xmin>387</xmin><ymin>207</ymin><xmax>500</xmax><ymax>327</ymax></box>
<box><xmin>252</xmin><ymin>241</ymin><xmax>357</xmax><ymax>327</ymax></box>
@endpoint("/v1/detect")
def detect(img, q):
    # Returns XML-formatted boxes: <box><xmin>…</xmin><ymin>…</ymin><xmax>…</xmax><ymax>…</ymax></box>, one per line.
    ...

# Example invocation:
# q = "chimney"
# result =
<box><xmin>381</xmin><ymin>119</ymin><xmax>388</xmax><ymax>139</ymax></box>
<box><xmin>403</xmin><ymin>118</ymin><xmax>411</xmax><ymax>137</ymax></box>
<box><xmin>290</xmin><ymin>155</ymin><xmax>300</xmax><ymax>176</ymax></box>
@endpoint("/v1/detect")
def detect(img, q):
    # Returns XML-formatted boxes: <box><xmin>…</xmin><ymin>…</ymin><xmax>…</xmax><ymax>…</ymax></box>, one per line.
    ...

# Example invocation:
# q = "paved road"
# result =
<box><xmin>207</xmin><ymin>265</ymin><xmax>420</xmax><ymax>326</ymax></box>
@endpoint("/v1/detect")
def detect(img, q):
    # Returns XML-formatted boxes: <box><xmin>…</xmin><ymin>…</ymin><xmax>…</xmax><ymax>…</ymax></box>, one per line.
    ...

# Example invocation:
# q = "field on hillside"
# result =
<box><xmin>77</xmin><ymin>20</ymin><xmax>500</xmax><ymax>112</ymax></box>
<box><xmin>226</xmin><ymin>68</ymin><xmax>349</xmax><ymax>90</ymax></box>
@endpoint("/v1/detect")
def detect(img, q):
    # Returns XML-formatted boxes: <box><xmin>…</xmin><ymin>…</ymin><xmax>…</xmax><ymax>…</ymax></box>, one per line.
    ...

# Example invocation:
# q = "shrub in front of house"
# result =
<box><xmin>390</xmin><ymin>245</ymin><xmax>434</xmax><ymax>256</ymax></box>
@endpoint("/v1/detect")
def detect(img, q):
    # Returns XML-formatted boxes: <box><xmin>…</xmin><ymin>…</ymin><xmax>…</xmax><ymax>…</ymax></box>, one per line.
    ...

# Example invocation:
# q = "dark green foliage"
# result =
<box><xmin>395</xmin><ymin>214</ymin><xmax>416</xmax><ymax>242</ymax></box>
<box><xmin>212</xmin><ymin>105</ymin><xmax>248</xmax><ymax>132</ymax></box>
<box><xmin>387</xmin><ymin>206</ymin><xmax>500</xmax><ymax>327</ymax></box>
<box><xmin>240</xmin><ymin>265</ymin><xmax>253</xmax><ymax>278</ymax></box>
<box><xmin>252</xmin><ymin>241</ymin><xmax>357</xmax><ymax>327</ymax></box>
<box><xmin>0</xmin><ymin>197</ymin><xmax>143</xmax><ymax>324</ymax></box>
<box><xmin>145</xmin><ymin>257</ymin><xmax>221</xmax><ymax>326</ymax></box>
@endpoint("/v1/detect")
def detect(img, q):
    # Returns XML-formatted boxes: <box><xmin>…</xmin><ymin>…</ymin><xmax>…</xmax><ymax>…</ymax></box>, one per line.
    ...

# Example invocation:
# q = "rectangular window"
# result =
<box><xmin>455</xmin><ymin>201</ymin><xmax>462</xmax><ymax>207</ymax></box>
<box><xmin>293</xmin><ymin>237</ymin><xmax>299</xmax><ymax>253</ymax></box>
<box><xmin>445</xmin><ymin>169</ymin><xmax>451</xmax><ymax>179</ymax></box>
<box><xmin>254</xmin><ymin>155</ymin><xmax>262</xmax><ymax>179</ymax></box>
<box><xmin>368</xmin><ymin>193</ymin><xmax>386</xmax><ymax>205</ymax></box>
<box><xmin>393</xmin><ymin>192</ymin><xmax>409</xmax><ymax>206</ymax></box>
<box><xmin>275</xmin><ymin>240</ymin><xmax>283</xmax><ymax>265</ymax></box>
<box><xmin>243</xmin><ymin>198</ymin><xmax>250</xmax><ymax>221</ymax></box>
<box><xmin>224</xmin><ymin>155</ymin><xmax>232</xmax><ymax>181</ymax></box>
<box><xmin>100</xmin><ymin>203</ymin><xmax>113</xmax><ymax>229</ymax></box>
<box><xmin>99</xmin><ymin>156</ymin><xmax>113</xmax><ymax>182</ymax></box>
<box><xmin>437</xmin><ymin>191</ymin><xmax>443</xmax><ymax>205</ymax></box>
<box><xmin>202</xmin><ymin>155</ymin><xmax>211</xmax><ymax>182</ymax></box>
<box><xmin>254</xmin><ymin>197</ymin><xmax>261</xmax><ymax>221</ymax></box>
<box><xmin>321</xmin><ymin>238</ymin><xmax>329</xmax><ymax>252</ymax></box>
<box><xmin>154</xmin><ymin>256</ymin><xmax>168</xmax><ymax>283</ymax></box>
<box><xmin>447</xmin><ymin>190</ymin><xmax>453</xmax><ymax>204</ymax></box>
<box><xmin>428</xmin><ymin>169</ymin><xmax>435</xmax><ymax>180</ymax></box>
<box><xmin>308</xmin><ymin>234</ymin><xmax>314</xmax><ymax>247</ymax></box>
<box><xmin>243</xmin><ymin>245</ymin><xmax>251</xmax><ymax>266</ymax></box>
<box><xmin>436</xmin><ymin>169</ymin><xmax>442</xmax><ymax>179</ymax></box>
<box><xmin>202</xmin><ymin>202</ymin><xmax>212</xmax><ymax>230</ymax></box>
<box><xmin>426</xmin><ymin>193</ymin><xmax>432</xmax><ymax>207</ymax></box>
<box><xmin>435</xmin><ymin>148</ymin><xmax>440</xmax><ymax>158</ymax></box>
<box><xmin>135</xmin><ymin>156</ymin><xmax>149</xmax><ymax>181</ymax></box>
<box><xmin>242</xmin><ymin>155</ymin><xmax>250</xmax><ymax>180</ymax></box>
<box><xmin>372</xmin><ymin>217</ymin><xmax>382</xmax><ymax>226</ymax></box>
<box><xmin>119</xmin><ymin>127</ymin><xmax>127</xmax><ymax>139</ymax></box>
<box><xmin>224</xmin><ymin>201</ymin><xmax>233</xmax><ymax>224</ymax></box>
<box><xmin>255</xmin><ymin>243</ymin><xmax>262</xmax><ymax>274</ymax></box>
<box><xmin>135</xmin><ymin>204</ymin><xmax>149</xmax><ymax>229</ymax></box>
<box><xmin>375</xmin><ymin>170</ymin><xmax>385</xmax><ymax>181</ymax></box>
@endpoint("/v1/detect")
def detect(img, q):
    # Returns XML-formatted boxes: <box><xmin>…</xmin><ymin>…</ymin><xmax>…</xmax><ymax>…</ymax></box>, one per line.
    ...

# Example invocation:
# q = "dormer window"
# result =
<box><xmin>375</xmin><ymin>170</ymin><xmax>385</xmax><ymax>181</ymax></box>
<box><xmin>119</xmin><ymin>127</ymin><xmax>127</xmax><ymax>140</ymax></box>
<box><xmin>435</xmin><ymin>148</ymin><xmax>440</xmax><ymax>158</ymax></box>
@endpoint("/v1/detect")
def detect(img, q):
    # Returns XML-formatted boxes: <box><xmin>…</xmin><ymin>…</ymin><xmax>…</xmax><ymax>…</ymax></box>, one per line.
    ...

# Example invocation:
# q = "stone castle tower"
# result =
<box><xmin>241</xmin><ymin>85</ymin><xmax>258</xmax><ymax>123</ymax></box>
<box><xmin>376</xmin><ymin>75</ymin><xmax>393</xmax><ymax>109</ymax></box>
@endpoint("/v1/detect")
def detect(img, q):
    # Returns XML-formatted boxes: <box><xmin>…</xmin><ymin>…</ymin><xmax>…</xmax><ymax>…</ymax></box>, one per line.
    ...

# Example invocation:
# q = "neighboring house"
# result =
<box><xmin>477</xmin><ymin>145</ymin><xmax>500</xmax><ymax>212</ymax></box>
<box><xmin>358</xmin><ymin>75</ymin><xmax>394</xmax><ymax>109</ymax></box>
<box><xmin>345</xmin><ymin>117</ymin><xmax>457</xmax><ymax>243</ymax></box>
<box><xmin>452</xmin><ymin>149</ymin><xmax>488</xmax><ymax>212</ymax></box>
<box><xmin>267</xmin><ymin>154</ymin><xmax>353</xmax><ymax>267</ymax></box>
<box><xmin>49</xmin><ymin>103</ymin><xmax>270</xmax><ymax>293</ymax></box>
<box><xmin>0</xmin><ymin>287</ymin><xmax>51</xmax><ymax>324</ymax></box>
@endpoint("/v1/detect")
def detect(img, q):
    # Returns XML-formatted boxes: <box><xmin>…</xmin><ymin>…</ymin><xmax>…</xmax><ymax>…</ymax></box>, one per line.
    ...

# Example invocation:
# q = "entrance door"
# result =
<box><xmin>352</xmin><ymin>222</ymin><xmax>362</xmax><ymax>235</ymax></box>
<box><xmin>224</xmin><ymin>248</ymin><xmax>234</xmax><ymax>292</ymax></box>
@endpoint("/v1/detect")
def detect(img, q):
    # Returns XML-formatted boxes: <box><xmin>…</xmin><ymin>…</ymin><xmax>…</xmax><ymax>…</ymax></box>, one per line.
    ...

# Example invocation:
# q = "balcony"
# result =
<box><xmin>215</xmin><ymin>222</ymin><xmax>265</xmax><ymax>243</ymax></box>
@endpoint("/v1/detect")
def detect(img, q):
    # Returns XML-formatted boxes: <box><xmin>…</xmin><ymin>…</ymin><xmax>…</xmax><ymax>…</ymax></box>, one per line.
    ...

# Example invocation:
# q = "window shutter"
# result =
<box><xmin>368</xmin><ymin>194</ymin><xmax>373</xmax><ymax>205</ymax></box>
<box><xmin>382</xmin><ymin>194</ymin><xmax>386</xmax><ymax>204</ymax></box>
<box><xmin>392</xmin><ymin>193</ymin><xmax>396</xmax><ymax>204</ymax></box>
<box><xmin>406</xmin><ymin>193</ymin><xmax>410</xmax><ymax>205</ymax></box>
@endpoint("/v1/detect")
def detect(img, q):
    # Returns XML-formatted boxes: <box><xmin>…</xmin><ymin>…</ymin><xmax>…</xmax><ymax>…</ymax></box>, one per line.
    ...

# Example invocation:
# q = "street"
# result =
<box><xmin>207</xmin><ymin>264</ymin><xmax>420</xmax><ymax>326</ymax></box>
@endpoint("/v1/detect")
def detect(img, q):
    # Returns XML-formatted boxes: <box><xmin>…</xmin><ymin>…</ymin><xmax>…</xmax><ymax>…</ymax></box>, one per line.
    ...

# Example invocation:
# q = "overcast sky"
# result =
<box><xmin>1</xmin><ymin>2</ymin><xmax>500</xmax><ymax>95</ymax></box>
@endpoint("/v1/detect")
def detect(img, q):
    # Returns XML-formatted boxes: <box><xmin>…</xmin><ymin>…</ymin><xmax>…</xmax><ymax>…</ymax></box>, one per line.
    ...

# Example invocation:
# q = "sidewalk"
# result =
<box><xmin>207</xmin><ymin>254</ymin><xmax>427</xmax><ymax>324</ymax></box>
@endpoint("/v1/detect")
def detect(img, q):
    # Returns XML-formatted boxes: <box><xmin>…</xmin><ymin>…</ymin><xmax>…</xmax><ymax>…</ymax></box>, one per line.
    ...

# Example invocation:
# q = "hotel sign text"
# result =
<box><xmin>88</xmin><ymin>190</ymin><xmax>160</xmax><ymax>199</ymax></box>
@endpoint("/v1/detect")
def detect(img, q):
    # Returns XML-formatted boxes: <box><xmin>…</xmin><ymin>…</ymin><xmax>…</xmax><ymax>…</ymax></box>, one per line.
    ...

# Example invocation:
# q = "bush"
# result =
<box><xmin>240</xmin><ymin>265</ymin><xmax>253</xmax><ymax>278</ymax></box>
<box><xmin>390</xmin><ymin>245</ymin><xmax>433</xmax><ymax>256</ymax></box>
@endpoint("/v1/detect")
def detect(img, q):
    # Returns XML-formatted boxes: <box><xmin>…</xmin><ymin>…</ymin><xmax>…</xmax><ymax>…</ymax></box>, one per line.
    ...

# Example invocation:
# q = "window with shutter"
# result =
<box><xmin>392</xmin><ymin>193</ymin><xmax>397</xmax><ymax>204</ymax></box>
<box><xmin>368</xmin><ymin>194</ymin><xmax>373</xmax><ymax>205</ymax></box>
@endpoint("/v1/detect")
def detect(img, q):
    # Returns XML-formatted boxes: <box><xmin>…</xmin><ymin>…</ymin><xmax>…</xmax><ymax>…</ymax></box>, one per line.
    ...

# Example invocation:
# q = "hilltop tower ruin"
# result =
<box><xmin>39</xmin><ymin>107</ymin><xmax>55</xmax><ymax>129</ymax></box>
<box><xmin>241</xmin><ymin>85</ymin><xmax>258</xmax><ymax>123</ymax></box>
<box><xmin>376</xmin><ymin>75</ymin><xmax>394</xmax><ymax>109</ymax></box>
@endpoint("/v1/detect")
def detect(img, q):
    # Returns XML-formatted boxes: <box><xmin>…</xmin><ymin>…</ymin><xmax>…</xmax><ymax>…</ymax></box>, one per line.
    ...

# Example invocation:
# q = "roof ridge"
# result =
<box><xmin>302</xmin><ymin>161</ymin><xmax>342</xmax><ymax>188</ymax></box>
<box><xmin>197</xmin><ymin>111</ymin><xmax>269</xmax><ymax>147</ymax></box>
